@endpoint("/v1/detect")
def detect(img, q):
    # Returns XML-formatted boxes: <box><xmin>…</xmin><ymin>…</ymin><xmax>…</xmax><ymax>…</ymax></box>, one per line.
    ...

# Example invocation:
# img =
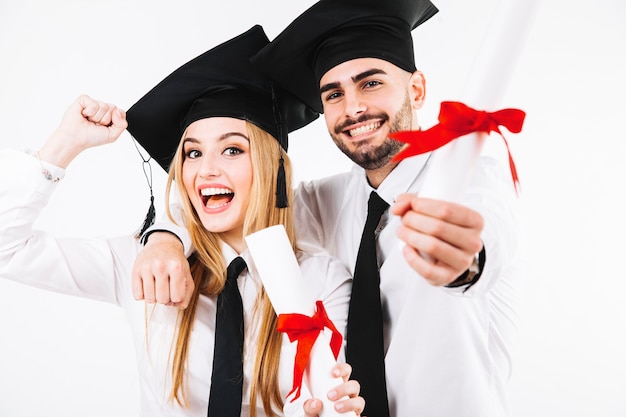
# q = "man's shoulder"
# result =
<box><xmin>295</xmin><ymin>169</ymin><xmax>357</xmax><ymax>198</ymax></box>
<box><xmin>293</xmin><ymin>170</ymin><xmax>357</xmax><ymax>229</ymax></box>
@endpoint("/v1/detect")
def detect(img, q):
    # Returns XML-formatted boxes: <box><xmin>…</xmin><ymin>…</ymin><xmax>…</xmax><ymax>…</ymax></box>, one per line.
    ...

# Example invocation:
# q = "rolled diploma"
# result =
<box><xmin>245</xmin><ymin>225</ymin><xmax>355</xmax><ymax>417</ymax></box>
<box><xmin>419</xmin><ymin>0</ymin><xmax>539</xmax><ymax>202</ymax></box>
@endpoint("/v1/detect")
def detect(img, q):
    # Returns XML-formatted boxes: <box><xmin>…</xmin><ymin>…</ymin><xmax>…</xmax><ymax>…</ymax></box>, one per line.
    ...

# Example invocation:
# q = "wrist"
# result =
<box><xmin>445</xmin><ymin>246</ymin><xmax>486</xmax><ymax>289</ymax></box>
<box><xmin>141</xmin><ymin>229</ymin><xmax>184</xmax><ymax>248</ymax></box>
<box><xmin>24</xmin><ymin>148</ymin><xmax>63</xmax><ymax>183</ymax></box>
<box><xmin>39</xmin><ymin>137</ymin><xmax>80</xmax><ymax>168</ymax></box>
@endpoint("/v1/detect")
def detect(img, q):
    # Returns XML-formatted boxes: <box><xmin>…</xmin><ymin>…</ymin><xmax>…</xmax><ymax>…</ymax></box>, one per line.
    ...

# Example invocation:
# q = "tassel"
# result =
<box><xmin>132</xmin><ymin>138</ymin><xmax>156</xmax><ymax>239</ymax></box>
<box><xmin>135</xmin><ymin>194</ymin><xmax>156</xmax><ymax>239</ymax></box>
<box><xmin>270</xmin><ymin>81</ymin><xmax>288</xmax><ymax>208</ymax></box>
<box><xmin>276</xmin><ymin>153</ymin><xmax>288</xmax><ymax>208</ymax></box>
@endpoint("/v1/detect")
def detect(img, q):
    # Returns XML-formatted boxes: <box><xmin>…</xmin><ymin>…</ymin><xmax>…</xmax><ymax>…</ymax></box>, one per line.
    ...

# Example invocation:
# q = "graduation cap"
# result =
<box><xmin>250</xmin><ymin>0</ymin><xmax>439</xmax><ymax>113</ymax></box>
<box><xmin>127</xmin><ymin>24</ymin><xmax>318</xmax><ymax>171</ymax></box>
<box><xmin>126</xmin><ymin>25</ymin><xmax>318</xmax><ymax>235</ymax></box>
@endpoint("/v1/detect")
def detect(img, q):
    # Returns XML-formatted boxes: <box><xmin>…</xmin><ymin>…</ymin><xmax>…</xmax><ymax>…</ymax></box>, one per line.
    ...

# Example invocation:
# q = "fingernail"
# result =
<box><xmin>335</xmin><ymin>402</ymin><xmax>345</xmax><ymax>412</ymax></box>
<box><xmin>328</xmin><ymin>390</ymin><xmax>337</xmax><ymax>400</ymax></box>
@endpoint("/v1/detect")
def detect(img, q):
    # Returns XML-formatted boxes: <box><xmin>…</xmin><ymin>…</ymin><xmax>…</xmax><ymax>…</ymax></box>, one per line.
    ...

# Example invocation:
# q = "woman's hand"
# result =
<box><xmin>303</xmin><ymin>363</ymin><xmax>364</xmax><ymax>416</ymax></box>
<box><xmin>39</xmin><ymin>95</ymin><xmax>127</xmax><ymax>168</ymax></box>
<box><xmin>131</xmin><ymin>232</ymin><xmax>194</xmax><ymax>308</ymax></box>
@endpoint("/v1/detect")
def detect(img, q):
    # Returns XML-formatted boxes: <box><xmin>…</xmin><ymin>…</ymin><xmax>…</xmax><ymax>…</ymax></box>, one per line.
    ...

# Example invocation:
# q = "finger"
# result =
<box><xmin>131</xmin><ymin>270</ymin><xmax>145</xmax><ymax>301</ymax></box>
<box><xmin>76</xmin><ymin>94</ymin><xmax>97</xmax><ymax>117</ymax></box>
<box><xmin>407</xmin><ymin>223</ymin><xmax>480</xmax><ymax>271</ymax></box>
<box><xmin>169</xmin><ymin>271</ymin><xmax>193</xmax><ymax>308</ymax></box>
<box><xmin>399</xmin><ymin>206</ymin><xmax>482</xmax><ymax>256</ymax></box>
<box><xmin>79</xmin><ymin>96</ymin><xmax>106</xmax><ymax>122</ymax></box>
<box><xmin>410</xmin><ymin>197</ymin><xmax>484</xmax><ymax>229</ymax></box>
<box><xmin>328</xmin><ymin>380</ymin><xmax>360</xmax><ymax>402</ymax></box>
<box><xmin>141</xmin><ymin>274</ymin><xmax>157</xmax><ymax>304</ymax></box>
<box><xmin>400</xmin><ymin>242</ymin><xmax>459</xmax><ymax>286</ymax></box>
<box><xmin>303</xmin><ymin>398</ymin><xmax>322</xmax><ymax>417</ymax></box>
<box><xmin>390</xmin><ymin>193</ymin><xmax>413</xmax><ymax>216</ymax></box>
<box><xmin>333</xmin><ymin>395</ymin><xmax>365</xmax><ymax>415</ymax></box>
<box><xmin>97</xmin><ymin>107</ymin><xmax>114</xmax><ymax>127</ymax></box>
<box><xmin>87</xmin><ymin>102</ymin><xmax>111</xmax><ymax>125</ymax></box>
<box><xmin>331</xmin><ymin>363</ymin><xmax>352</xmax><ymax>382</ymax></box>
<box><xmin>396</xmin><ymin>214</ymin><xmax>447</xmax><ymax>257</ymax></box>
<box><xmin>154</xmin><ymin>275</ymin><xmax>172</xmax><ymax>305</ymax></box>
<box><xmin>148</xmin><ymin>256</ymin><xmax>192</xmax><ymax>304</ymax></box>
<box><xmin>110</xmin><ymin>108</ymin><xmax>128</xmax><ymax>138</ymax></box>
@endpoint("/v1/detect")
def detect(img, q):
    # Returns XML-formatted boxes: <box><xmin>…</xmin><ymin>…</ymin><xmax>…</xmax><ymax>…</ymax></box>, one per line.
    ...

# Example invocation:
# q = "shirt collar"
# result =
<box><xmin>221</xmin><ymin>241</ymin><xmax>251</xmax><ymax>268</ymax></box>
<box><xmin>353</xmin><ymin>152</ymin><xmax>433</xmax><ymax>205</ymax></box>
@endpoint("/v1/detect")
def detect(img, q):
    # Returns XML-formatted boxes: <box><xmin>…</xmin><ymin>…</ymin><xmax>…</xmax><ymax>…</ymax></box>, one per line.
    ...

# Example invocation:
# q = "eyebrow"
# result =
<box><xmin>183</xmin><ymin>131</ymin><xmax>250</xmax><ymax>145</ymax></box>
<box><xmin>319</xmin><ymin>68</ymin><xmax>388</xmax><ymax>94</ymax></box>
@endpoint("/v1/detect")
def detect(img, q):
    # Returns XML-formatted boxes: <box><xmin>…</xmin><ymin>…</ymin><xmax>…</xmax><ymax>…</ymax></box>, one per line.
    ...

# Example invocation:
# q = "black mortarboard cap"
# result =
<box><xmin>251</xmin><ymin>0</ymin><xmax>439</xmax><ymax>113</ymax></box>
<box><xmin>126</xmin><ymin>24</ymin><xmax>318</xmax><ymax>172</ymax></box>
<box><xmin>127</xmin><ymin>25</ymin><xmax>317</xmax><ymax>231</ymax></box>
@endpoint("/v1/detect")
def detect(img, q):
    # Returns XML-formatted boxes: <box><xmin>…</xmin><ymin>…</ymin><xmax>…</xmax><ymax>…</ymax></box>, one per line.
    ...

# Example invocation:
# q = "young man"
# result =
<box><xmin>133</xmin><ymin>1</ymin><xmax>521</xmax><ymax>416</ymax></box>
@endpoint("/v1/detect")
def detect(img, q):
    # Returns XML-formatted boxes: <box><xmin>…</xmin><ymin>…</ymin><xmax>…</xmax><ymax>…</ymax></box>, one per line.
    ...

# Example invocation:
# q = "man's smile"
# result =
<box><xmin>346</xmin><ymin>121</ymin><xmax>382</xmax><ymax>138</ymax></box>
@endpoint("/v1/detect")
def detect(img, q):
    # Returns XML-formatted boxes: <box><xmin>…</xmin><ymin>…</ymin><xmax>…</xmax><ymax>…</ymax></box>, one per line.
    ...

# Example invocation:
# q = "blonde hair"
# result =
<box><xmin>163</xmin><ymin>121</ymin><xmax>296</xmax><ymax>416</ymax></box>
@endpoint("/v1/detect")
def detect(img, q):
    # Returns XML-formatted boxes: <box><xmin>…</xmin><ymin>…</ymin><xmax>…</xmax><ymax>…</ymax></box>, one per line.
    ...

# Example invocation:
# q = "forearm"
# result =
<box><xmin>460</xmin><ymin>156</ymin><xmax>521</xmax><ymax>295</ymax></box>
<box><xmin>38</xmin><ymin>130</ymin><xmax>85</xmax><ymax>168</ymax></box>
<box><xmin>0</xmin><ymin>150</ymin><xmax>127</xmax><ymax>304</ymax></box>
<box><xmin>0</xmin><ymin>150</ymin><xmax>63</xmax><ymax>251</ymax></box>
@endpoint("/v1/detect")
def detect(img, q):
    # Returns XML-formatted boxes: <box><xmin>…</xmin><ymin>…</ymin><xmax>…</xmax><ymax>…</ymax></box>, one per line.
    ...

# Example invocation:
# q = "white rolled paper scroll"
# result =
<box><xmin>245</xmin><ymin>225</ymin><xmax>356</xmax><ymax>417</ymax></box>
<box><xmin>419</xmin><ymin>0</ymin><xmax>539</xmax><ymax>201</ymax></box>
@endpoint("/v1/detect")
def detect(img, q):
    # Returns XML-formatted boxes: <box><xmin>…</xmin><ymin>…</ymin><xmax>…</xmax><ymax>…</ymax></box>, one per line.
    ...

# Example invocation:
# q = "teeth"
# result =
<box><xmin>207</xmin><ymin>200</ymin><xmax>229</xmax><ymax>209</ymax></box>
<box><xmin>200</xmin><ymin>187</ymin><xmax>233</xmax><ymax>196</ymax></box>
<box><xmin>349</xmin><ymin>121</ymin><xmax>381</xmax><ymax>137</ymax></box>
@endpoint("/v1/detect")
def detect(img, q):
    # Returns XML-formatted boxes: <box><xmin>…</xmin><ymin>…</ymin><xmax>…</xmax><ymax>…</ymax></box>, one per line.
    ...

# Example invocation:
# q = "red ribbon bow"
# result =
<box><xmin>390</xmin><ymin>100</ymin><xmax>525</xmax><ymax>192</ymax></box>
<box><xmin>277</xmin><ymin>300</ymin><xmax>343</xmax><ymax>401</ymax></box>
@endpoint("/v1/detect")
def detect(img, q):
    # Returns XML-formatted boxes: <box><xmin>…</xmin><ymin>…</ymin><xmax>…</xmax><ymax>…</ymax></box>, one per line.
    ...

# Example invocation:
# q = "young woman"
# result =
<box><xmin>0</xmin><ymin>26</ymin><xmax>362</xmax><ymax>417</ymax></box>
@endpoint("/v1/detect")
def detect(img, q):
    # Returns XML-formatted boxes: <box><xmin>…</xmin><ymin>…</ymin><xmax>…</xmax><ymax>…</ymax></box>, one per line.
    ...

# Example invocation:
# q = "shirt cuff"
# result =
<box><xmin>140</xmin><ymin>222</ymin><xmax>193</xmax><ymax>258</ymax></box>
<box><xmin>444</xmin><ymin>246</ymin><xmax>486</xmax><ymax>294</ymax></box>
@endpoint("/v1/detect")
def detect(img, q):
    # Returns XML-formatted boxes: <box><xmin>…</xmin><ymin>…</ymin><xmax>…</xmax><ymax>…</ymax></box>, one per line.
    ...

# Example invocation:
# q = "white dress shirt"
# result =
<box><xmin>0</xmin><ymin>149</ymin><xmax>352</xmax><ymax>417</ymax></box>
<box><xmin>293</xmin><ymin>153</ymin><xmax>522</xmax><ymax>417</ymax></box>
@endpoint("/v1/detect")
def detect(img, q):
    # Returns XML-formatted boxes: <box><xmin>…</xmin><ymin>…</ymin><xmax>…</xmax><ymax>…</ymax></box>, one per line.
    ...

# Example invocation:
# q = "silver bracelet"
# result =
<box><xmin>24</xmin><ymin>148</ymin><xmax>61</xmax><ymax>183</ymax></box>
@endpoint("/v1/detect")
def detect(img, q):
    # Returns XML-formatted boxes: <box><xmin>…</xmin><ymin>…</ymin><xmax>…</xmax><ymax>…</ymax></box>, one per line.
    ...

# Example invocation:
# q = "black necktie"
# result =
<box><xmin>346</xmin><ymin>191</ymin><xmax>391</xmax><ymax>417</ymax></box>
<box><xmin>208</xmin><ymin>256</ymin><xmax>247</xmax><ymax>417</ymax></box>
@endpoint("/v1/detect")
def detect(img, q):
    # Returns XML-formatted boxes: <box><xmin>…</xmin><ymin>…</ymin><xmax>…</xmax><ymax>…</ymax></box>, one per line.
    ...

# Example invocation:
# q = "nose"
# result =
<box><xmin>343</xmin><ymin>90</ymin><xmax>366</xmax><ymax>118</ymax></box>
<box><xmin>198</xmin><ymin>154</ymin><xmax>221</xmax><ymax>178</ymax></box>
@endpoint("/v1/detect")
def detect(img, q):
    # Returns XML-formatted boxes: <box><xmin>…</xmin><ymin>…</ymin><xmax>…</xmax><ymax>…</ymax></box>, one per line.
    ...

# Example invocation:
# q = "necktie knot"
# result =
<box><xmin>365</xmin><ymin>191</ymin><xmax>389</xmax><ymax>231</ymax></box>
<box><xmin>226</xmin><ymin>256</ymin><xmax>247</xmax><ymax>282</ymax></box>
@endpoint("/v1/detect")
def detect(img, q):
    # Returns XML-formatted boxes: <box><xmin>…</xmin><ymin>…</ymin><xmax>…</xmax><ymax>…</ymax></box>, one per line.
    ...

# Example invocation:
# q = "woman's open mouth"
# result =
<box><xmin>200</xmin><ymin>187</ymin><xmax>234</xmax><ymax>209</ymax></box>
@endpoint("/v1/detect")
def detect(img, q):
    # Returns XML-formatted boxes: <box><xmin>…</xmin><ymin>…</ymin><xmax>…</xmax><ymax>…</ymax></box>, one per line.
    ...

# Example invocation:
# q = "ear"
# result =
<box><xmin>408</xmin><ymin>70</ymin><xmax>426</xmax><ymax>110</ymax></box>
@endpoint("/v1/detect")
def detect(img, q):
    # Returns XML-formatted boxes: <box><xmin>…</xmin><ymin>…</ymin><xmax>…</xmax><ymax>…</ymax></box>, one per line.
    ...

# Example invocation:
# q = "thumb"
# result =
<box><xmin>390</xmin><ymin>193</ymin><xmax>412</xmax><ymax>215</ymax></box>
<box><xmin>109</xmin><ymin>108</ymin><xmax>128</xmax><ymax>141</ymax></box>
<box><xmin>78</xmin><ymin>94</ymin><xmax>99</xmax><ymax>119</ymax></box>
<box><xmin>303</xmin><ymin>399</ymin><xmax>322</xmax><ymax>417</ymax></box>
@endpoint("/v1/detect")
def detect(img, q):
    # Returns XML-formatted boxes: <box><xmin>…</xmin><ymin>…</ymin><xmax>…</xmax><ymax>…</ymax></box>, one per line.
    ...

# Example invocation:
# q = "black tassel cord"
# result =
<box><xmin>133</xmin><ymin>138</ymin><xmax>156</xmax><ymax>239</ymax></box>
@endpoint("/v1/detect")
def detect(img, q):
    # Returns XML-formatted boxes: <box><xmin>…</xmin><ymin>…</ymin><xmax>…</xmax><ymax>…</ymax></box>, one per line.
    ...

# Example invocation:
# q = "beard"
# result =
<box><xmin>330</xmin><ymin>92</ymin><xmax>413</xmax><ymax>170</ymax></box>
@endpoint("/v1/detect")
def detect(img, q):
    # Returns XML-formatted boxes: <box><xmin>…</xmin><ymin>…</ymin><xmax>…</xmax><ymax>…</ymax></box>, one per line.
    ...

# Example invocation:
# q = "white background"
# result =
<box><xmin>1</xmin><ymin>0</ymin><xmax>625</xmax><ymax>416</ymax></box>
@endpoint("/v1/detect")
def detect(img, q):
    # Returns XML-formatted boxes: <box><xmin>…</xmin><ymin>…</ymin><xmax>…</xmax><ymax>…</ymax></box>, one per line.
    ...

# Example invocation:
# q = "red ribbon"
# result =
<box><xmin>277</xmin><ymin>300</ymin><xmax>343</xmax><ymax>401</ymax></box>
<box><xmin>390</xmin><ymin>101</ymin><xmax>525</xmax><ymax>192</ymax></box>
